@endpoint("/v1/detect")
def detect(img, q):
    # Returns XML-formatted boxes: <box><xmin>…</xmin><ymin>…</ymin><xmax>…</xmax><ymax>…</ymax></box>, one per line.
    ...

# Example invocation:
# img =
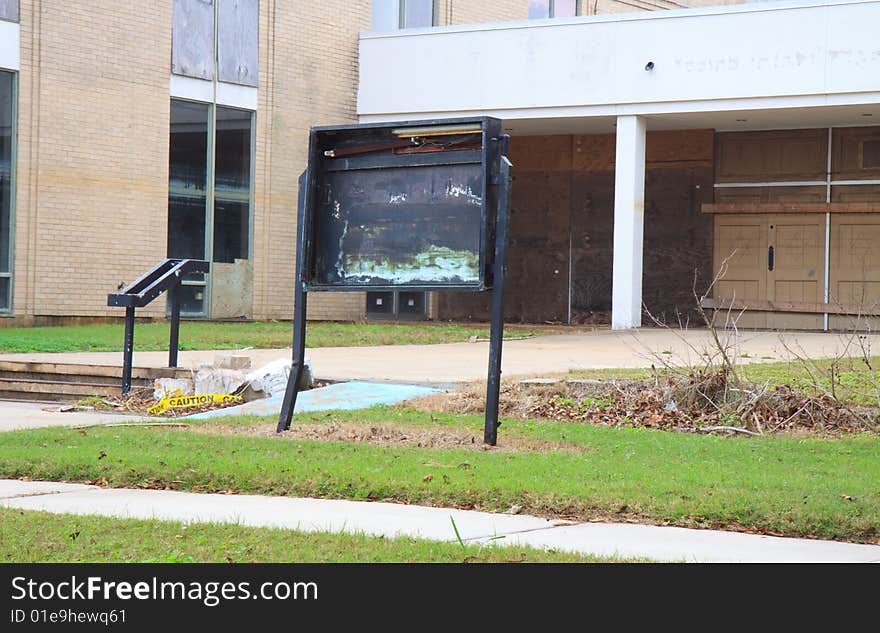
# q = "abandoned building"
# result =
<box><xmin>0</xmin><ymin>0</ymin><xmax>878</xmax><ymax>331</ymax></box>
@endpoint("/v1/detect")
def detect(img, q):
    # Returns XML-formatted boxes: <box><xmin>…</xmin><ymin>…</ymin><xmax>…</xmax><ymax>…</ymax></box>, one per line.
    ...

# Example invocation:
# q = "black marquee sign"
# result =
<box><xmin>276</xmin><ymin>117</ymin><xmax>513</xmax><ymax>445</ymax></box>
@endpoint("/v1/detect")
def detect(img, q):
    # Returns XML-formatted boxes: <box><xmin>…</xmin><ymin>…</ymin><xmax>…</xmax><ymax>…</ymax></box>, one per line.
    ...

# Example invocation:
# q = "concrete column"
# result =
<box><xmin>611</xmin><ymin>115</ymin><xmax>647</xmax><ymax>330</ymax></box>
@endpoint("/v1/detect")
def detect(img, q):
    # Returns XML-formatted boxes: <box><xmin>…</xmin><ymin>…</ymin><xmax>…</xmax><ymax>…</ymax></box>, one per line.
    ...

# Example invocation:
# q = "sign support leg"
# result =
<box><xmin>484</xmin><ymin>155</ymin><xmax>512</xmax><ymax>446</ymax></box>
<box><xmin>277</xmin><ymin>171</ymin><xmax>310</xmax><ymax>433</ymax></box>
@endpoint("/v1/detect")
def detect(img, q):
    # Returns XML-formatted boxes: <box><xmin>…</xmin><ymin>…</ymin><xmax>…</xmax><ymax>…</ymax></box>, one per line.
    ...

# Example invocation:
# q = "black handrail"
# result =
<box><xmin>107</xmin><ymin>258</ymin><xmax>210</xmax><ymax>394</ymax></box>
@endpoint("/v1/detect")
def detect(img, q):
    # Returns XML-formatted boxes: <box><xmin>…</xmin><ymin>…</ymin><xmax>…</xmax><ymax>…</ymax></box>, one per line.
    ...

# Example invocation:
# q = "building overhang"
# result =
<box><xmin>358</xmin><ymin>0</ymin><xmax>880</xmax><ymax>134</ymax></box>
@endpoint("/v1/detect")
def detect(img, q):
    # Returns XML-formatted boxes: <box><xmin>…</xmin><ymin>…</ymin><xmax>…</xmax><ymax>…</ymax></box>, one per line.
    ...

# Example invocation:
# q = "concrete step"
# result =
<box><xmin>0</xmin><ymin>378</ymin><xmax>122</xmax><ymax>402</ymax></box>
<box><xmin>0</xmin><ymin>362</ymin><xmax>191</xmax><ymax>403</ymax></box>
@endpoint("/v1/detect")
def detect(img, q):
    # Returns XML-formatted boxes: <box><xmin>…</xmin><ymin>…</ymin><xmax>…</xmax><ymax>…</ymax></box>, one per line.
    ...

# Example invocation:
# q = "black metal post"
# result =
<box><xmin>122</xmin><ymin>305</ymin><xmax>135</xmax><ymax>395</ymax></box>
<box><xmin>277</xmin><ymin>171</ymin><xmax>311</xmax><ymax>433</ymax></box>
<box><xmin>168</xmin><ymin>282</ymin><xmax>181</xmax><ymax>368</ymax></box>
<box><xmin>484</xmin><ymin>153</ymin><xmax>513</xmax><ymax>446</ymax></box>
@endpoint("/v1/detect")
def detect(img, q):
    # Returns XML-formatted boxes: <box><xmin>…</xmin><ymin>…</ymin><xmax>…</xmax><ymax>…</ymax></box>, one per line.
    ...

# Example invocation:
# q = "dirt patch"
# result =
<box><xmin>187</xmin><ymin>421</ymin><xmax>587</xmax><ymax>453</ymax></box>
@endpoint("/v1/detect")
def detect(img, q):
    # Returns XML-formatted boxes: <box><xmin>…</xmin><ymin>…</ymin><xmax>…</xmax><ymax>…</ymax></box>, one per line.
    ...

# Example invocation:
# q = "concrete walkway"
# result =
<box><xmin>0</xmin><ymin>328</ymin><xmax>876</xmax><ymax>385</ymax></box>
<box><xmin>2</xmin><ymin>480</ymin><xmax>878</xmax><ymax>563</ymax></box>
<box><xmin>0</xmin><ymin>401</ymin><xmax>146</xmax><ymax>432</ymax></box>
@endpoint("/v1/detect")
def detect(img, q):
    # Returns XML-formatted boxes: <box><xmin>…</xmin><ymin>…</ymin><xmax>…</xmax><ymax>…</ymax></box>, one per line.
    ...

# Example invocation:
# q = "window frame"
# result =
<box><xmin>0</xmin><ymin>69</ymin><xmax>17</xmax><ymax>315</ymax></box>
<box><xmin>398</xmin><ymin>0</ymin><xmax>438</xmax><ymax>29</ymax></box>
<box><xmin>530</xmin><ymin>0</ymin><xmax>584</xmax><ymax>19</ymax></box>
<box><xmin>167</xmin><ymin>97</ymin><xmax>255</xmax><ymax>318</ymax></box>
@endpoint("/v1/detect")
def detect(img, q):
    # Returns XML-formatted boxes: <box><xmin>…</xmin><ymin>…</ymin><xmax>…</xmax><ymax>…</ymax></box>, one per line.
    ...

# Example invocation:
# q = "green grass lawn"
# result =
<box><xmin>0</xmin><ymin>508</ymin><xmax>612</xmax><ymax>563</ymax></box>
<box><xmin>2</xmin><ymin>407</ymin><xmax>877</xmax><ymax>542</ymax></box>
<box><xmin>0</xmin><ymin>321</ymin><xmax>544</xmax><ymax>354</ymax></box>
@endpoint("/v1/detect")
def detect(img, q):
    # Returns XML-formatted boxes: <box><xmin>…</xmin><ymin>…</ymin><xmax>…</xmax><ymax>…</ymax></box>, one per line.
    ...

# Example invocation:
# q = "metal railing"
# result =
<box><xmin>107</xmin><ymin>258</ymin><xmax>210</xmax><ymax>394</ymax></box>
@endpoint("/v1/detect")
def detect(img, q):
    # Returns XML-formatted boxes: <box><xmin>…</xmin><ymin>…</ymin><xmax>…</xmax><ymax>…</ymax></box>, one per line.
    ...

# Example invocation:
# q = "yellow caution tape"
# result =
<box><xmin>148</xmin><ymin>393</ymin><xmax>243</xmax><ymax>415</ymax></box>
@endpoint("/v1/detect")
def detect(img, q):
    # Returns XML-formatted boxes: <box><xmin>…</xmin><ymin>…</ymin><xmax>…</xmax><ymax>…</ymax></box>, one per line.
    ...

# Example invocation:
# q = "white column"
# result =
<box><xmin>611</xmin><ymin>115</ymin><xmax>647</xmax><ymax>330</ymax></box>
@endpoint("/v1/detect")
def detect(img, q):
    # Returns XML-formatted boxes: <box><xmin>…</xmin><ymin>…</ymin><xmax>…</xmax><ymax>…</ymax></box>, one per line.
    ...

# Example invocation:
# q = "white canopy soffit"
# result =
<box><xmin>358</xmin><ymin>0</ymin><xmax>880</xmax><ymax>133</ymax></box>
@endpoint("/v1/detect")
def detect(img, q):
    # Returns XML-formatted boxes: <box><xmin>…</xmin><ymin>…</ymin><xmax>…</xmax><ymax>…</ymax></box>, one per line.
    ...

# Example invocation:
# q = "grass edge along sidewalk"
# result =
<box><xmin>1</xmin><ymin>408</ymin><xmax>877</xmax><ymax>543</ymax></box>
<box><xmin>0</xmin><ymin>507</ymin><xmax>622</xmax><ymax>563</ymax></box>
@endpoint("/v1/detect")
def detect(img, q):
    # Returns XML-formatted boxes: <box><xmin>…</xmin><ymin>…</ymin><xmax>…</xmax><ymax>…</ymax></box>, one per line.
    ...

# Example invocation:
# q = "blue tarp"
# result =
<box><xmin>182</xmin><ymin>381</ymin><xmax>441</xmax><ymax>420</ymax></box>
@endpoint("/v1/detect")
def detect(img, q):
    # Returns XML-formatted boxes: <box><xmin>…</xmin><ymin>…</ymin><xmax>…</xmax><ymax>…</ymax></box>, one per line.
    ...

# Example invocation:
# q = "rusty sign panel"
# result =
<box><xmin>304</xmin><ymin>118</ymin><xmax>503</xmax><ymax>291</ymax></box>
<box><xmin>172</xmin><ymin>0</ymin><xmax>215</xmax><ymax>80</ymax></box>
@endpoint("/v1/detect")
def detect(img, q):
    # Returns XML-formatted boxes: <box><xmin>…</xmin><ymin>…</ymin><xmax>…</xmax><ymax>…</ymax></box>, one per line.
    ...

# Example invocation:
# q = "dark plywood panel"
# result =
<box><xmin>642</xmin><ymin>166</ymin><xmax>715</xmax><ymax>322</ymax></box>
<box><xmin>715</xmin><ymin>129</ymin><xmax>827</xmax><ymax>183</ymax></box>
<box><xmin>439</xmin><ymin>132</ymin><xmax>715</xmax><ymax>324</ymax></box>
<box><xmin>714</xmin><ymin>185</ymin><xmax>826</xmax><ymax>204</ymax></box>
<box><xmin>570</xmin><ymin>171</ymin><xmax>614</xmax><ymax>315</ymax></box>
<box><xmin>647</xmin><ymin>129</ymin><xmax>714</xmax><ymax>166</ymax></box>
<box><xmin>831</xmin><ymin>126</ymin><xmax>880</xmax><ymax>181</ymax></box>
<box><xmin>832</xmin><ymin>184</ymin><xmax>880</xmax><ymax>203</ymax></box>
<box><xmin>438</xmin><ymin>170</ymin><xmax>571</xmax><ymax>322</ymax></box>
<box><xmin>508</xmin><ymin>135</ymin><xmax>572</xmax><ymax>173</ymax></box>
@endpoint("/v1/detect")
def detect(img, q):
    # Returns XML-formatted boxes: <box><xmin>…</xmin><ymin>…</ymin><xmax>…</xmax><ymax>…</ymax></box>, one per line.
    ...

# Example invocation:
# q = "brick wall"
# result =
<box><xmin>439</xmin><ymin>0</ymin><xmax>527</xmax><ymax>25</ymax></box>
<box><xmin>252</xmin><ymin>0</ymin><xmax>372</xmax><ymax>322</ymax></box>
<box><xmin>14</xmin><ymin>0</ymin><xmax>172</xmax><ymax>319</ymax></box>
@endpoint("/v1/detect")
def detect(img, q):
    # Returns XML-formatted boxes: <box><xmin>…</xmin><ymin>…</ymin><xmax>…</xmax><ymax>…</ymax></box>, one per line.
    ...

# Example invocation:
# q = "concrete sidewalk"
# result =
<box><xmin>0</xmin><ymin>328</ymin><xmax>876</xmax><ymax>384</ymax></box>
<box><xmin>2</xmin><ymin>480</ymin><xmax>878</xmax><ymax>563</ymax></box>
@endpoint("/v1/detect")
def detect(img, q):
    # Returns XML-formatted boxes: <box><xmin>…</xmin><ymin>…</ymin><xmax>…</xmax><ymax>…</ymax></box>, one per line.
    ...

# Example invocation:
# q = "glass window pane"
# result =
<box><xmin>213</xmin><ymin>106</ymin><xmax>252</xmax><ymax>263</ymax></box>
<box><xmin>554</xmin><ymin>0</ymin><xmax>578</xmax><ymax>17</ymax></box>
<box><xmin>528</xmin><ymin>1</ymin><xmax>550</xmax><ymax>19</ymax></box>
<box><xmin>0</xmin><ymin>71</ymin><xmax>13</xmax><ymax>308</ymax></box>
<box><xmin>168</xmin><ymin>100</ymin><xmax>209</xmax><ymax>260</ymax></box>
<box><xmin>402</xmin><ymin>0</ymin><xmax>434</xmax><ymax>28</ymax></box>
<box><xmin>178</xmin><ymin>283</ymin><xmax>206</xmax><ymax>315</ymax></box>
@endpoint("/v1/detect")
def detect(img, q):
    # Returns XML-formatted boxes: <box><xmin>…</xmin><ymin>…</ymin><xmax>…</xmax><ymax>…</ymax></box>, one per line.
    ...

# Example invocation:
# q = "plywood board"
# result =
<box><xmin>218</xmin><ymin>0</ymin><xmax>259</xmax><ymax>86</ymax></box>
<box><xmin>172</xmin><ymin>0</ymin><xmax>215</xmax><ymax>80</ymax></box>
<box><xmin>715</xmin><ymin>129</ymin><xmax>827</xmax><ymax>183</ymax></box>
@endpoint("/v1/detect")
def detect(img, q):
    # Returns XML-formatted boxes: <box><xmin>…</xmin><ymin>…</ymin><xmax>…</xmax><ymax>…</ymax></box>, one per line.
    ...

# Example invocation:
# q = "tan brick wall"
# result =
<box><xmin>590</xmin><ymin>0</ymin><xmax>744</xmax><ymax>16</ymax></box>
<box><xmin>438</xmin><ymin>0</ymin><xmax>527</xmax><ymax>25</ymax></box>
<box><xmin>252</xmin><ymin>0</ymin><xmax>371</xmax><ymax>322</ymax></box>
<box><xmin>14</xmin><ymin>0</ymin><xmax>172</xmax><ymax>319</ymax></box>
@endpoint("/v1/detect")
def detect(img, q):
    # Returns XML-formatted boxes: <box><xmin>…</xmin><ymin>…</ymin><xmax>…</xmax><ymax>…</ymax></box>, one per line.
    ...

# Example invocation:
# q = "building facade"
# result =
<box><xmin>3</xmin><ymin>1</ymin><xmax>877</xmax><ymax>330</ymax></box>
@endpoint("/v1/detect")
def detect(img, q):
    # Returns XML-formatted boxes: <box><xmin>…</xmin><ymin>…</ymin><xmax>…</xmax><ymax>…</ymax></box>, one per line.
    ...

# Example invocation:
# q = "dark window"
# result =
<box><xmin>400</xmin><ymin>0</ymin><xmax>435</xmax><ymax>28</ymax></box>
<box><xmin>168</xmin><ymin>100</ymin><xmax>209</xmax><ymax>261</ymax></box>
<box><xmin>168</xmin><ymin>100</ymin><xmax>210</xmax><ymax>315</ymax></box>
<box><xmin>0</xmin><ymin>71</ymin><xmax>14</xmax><ymax>311</ymax></box>
<box><xmin>213</xmin><ymin>106</ymin><xmax>252</xmax><ymax>263</ymax></box>
<box><xmin>167</xmin><ymin>100</ymin><xmax>253</xmax><ymax>315</ymax></box>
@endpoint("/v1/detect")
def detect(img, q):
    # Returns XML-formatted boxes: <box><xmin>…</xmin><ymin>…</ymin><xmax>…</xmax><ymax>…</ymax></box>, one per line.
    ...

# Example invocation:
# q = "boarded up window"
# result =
<box><xmin>862</xmin><ymin>140</ymin><xmax>880</xmax><ymax>169</ymax></box>
<box><xmin>218</xmin><ymin>0</ymin><xmax>258</xmax><ymax>87</ymax></box>
<box><xmin>172</xmin><ymin>0</ymin><xmax>215</xmax><ymax>81</ymax></box>
<box><xmin>0</xmin><ymin>1</ymin><xmax>18</xmax><ymax>22</ymax></box>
